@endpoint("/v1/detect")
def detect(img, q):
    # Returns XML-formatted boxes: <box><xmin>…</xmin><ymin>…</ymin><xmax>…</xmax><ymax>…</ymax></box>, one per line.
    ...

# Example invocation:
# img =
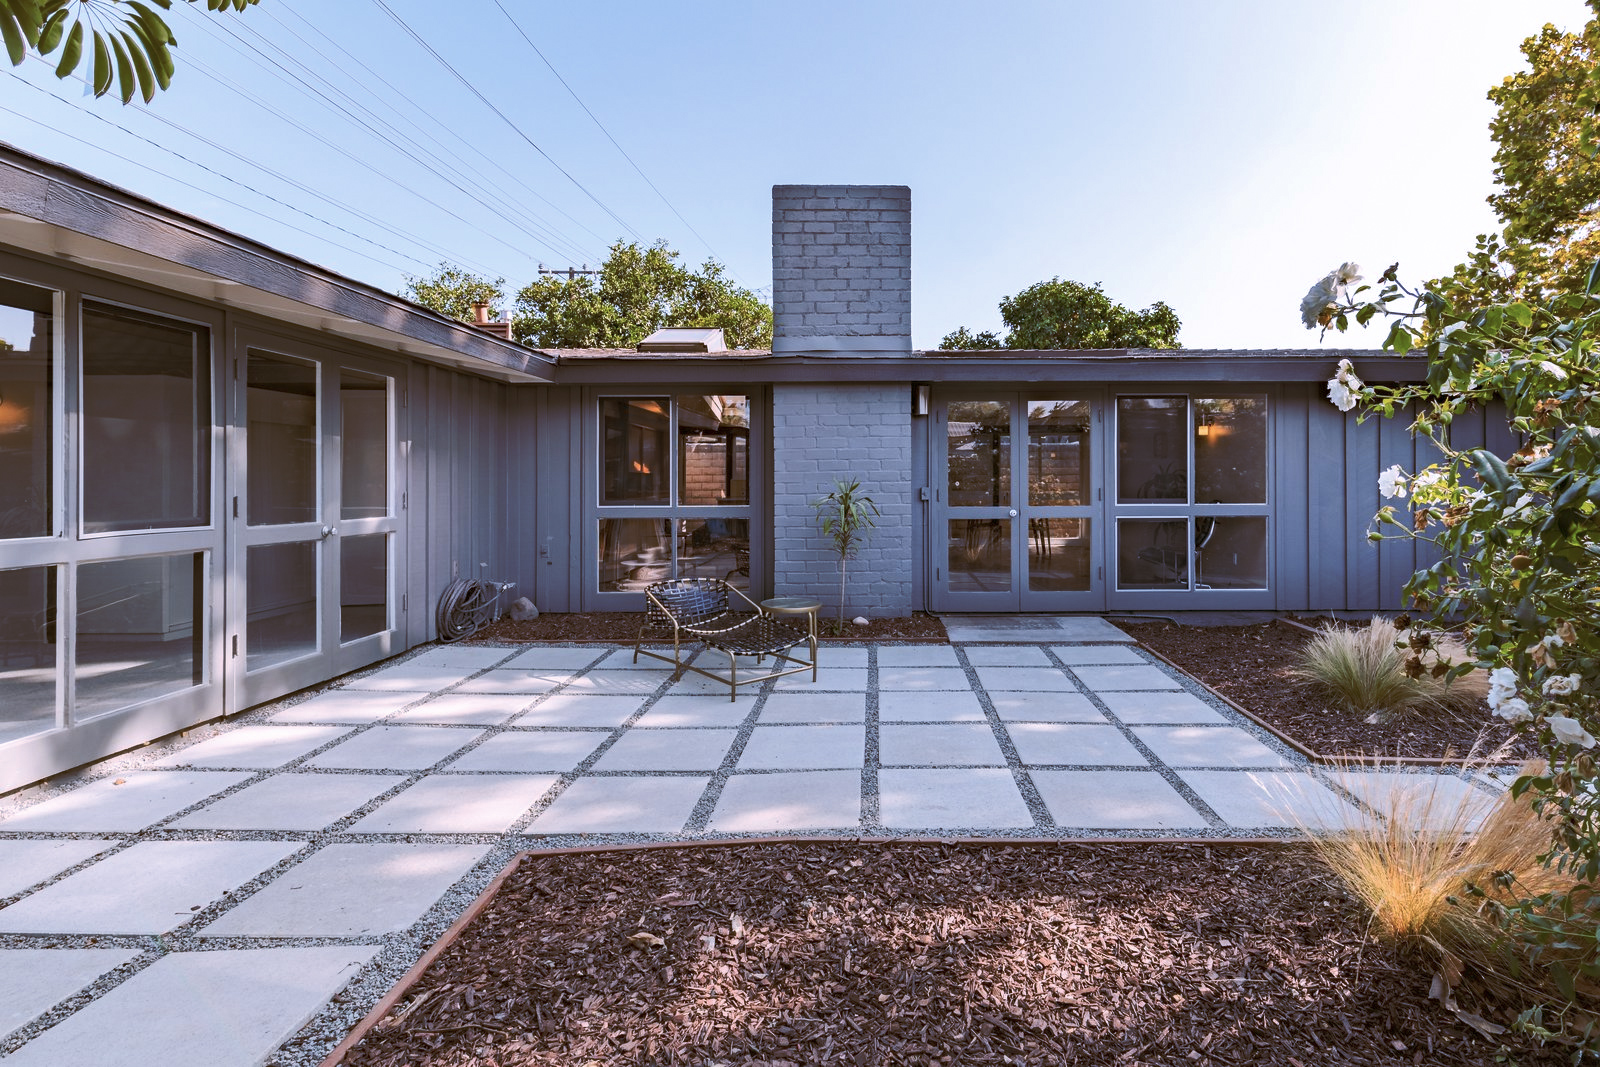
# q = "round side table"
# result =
<box><xmin>760</xmin><ymin>596</ymin><xmax>822</xmax><ymax>680</ymax></box>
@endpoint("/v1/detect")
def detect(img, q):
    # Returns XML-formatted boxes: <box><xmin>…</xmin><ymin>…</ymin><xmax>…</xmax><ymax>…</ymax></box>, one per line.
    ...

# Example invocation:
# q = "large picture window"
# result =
<box><xmin>1115</xmin><ymin>394</ymin><xmax>1269</xmax><ymax>592</ymax></box>
<box><xmin>597</xmin><ymin>394</ymin><xmax>750</xmax><ymax>594</ymax></box>
<box><xmin>0</xmin><ymin>279</ymin><xmax>54</xmax><ymax>541</ymax></box>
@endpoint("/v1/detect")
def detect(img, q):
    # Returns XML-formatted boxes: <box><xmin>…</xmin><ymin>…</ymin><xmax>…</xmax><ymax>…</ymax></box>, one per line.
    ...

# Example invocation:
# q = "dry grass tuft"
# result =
<box><xmin>1291</xmin><ymin>616</ymin><xmax>1489</xmax><ymax>720</ymax></box>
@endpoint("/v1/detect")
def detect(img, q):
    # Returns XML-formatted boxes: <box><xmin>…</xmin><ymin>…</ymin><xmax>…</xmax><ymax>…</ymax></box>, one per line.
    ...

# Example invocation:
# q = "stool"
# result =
<box><xmin>760</xmin><ymin>597</ymin><xmax>822</xmax><ymax>681</ymax></box>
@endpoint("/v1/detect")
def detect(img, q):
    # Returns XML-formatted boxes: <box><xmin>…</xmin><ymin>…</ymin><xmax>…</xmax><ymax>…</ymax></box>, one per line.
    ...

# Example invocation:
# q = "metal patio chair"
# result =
<box><xmin>634</xmin><ymin>577</ymin><xmax>817</xmax><ymax>701</ymax></box>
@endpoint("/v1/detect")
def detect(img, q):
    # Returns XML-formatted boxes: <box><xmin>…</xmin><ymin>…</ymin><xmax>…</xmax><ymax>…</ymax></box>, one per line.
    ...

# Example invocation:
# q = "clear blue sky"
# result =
<box><xmin>1</xmin><ymin>0</ymin><xmax>1589</xmax><ymax>349</ymax></box>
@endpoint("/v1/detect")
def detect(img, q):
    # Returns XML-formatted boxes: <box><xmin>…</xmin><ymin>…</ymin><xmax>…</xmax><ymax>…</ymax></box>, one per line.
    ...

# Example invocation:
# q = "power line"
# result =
<box><xmin>487</xmin><ymin>0</ymin><xmax>723</xmax><ymax>266</ymax></box>
<box><xmin>368</xmin><ymin>0</ymin><xmax>643</xmax><ymax>244</ymax></box>
<box><xmin>0</xmin><ymin>86</ymin><xmax>423</xmax><ymax>275</ymax></box>
<box><xmin>183</xmin><ymin>4</ymin><xmax>603</xmax><ymax>266</ymax></box>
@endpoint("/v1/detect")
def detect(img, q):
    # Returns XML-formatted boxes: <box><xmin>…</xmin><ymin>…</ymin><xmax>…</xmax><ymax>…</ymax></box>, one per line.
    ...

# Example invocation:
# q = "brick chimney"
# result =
<box><xmin>469</xmin><ymin>300</ymin><xmax>513</xmax><ymax>341</ymax></box>
<box><xmin>771</xmin><ymin>185</ymin><xmax>910</xmax><ymax>355</ymax></box>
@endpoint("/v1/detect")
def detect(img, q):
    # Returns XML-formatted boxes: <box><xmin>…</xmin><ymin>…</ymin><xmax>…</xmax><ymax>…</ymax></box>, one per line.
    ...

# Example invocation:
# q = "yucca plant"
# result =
<box><xmin>811</xmin><ymin>478</ymin><xmax>878</xmax><ymax>636</ymax></box>
<box><xmin>1291</xmin><ymin>616</ymin><xmax>1489</xmax><ymax>721</ymax></box>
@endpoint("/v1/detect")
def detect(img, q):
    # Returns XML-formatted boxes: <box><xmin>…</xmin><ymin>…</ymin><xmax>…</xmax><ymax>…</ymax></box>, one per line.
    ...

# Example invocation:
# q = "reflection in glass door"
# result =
<box><xmin>933</xmin><ymin>393</ymin><xmax>1103</xmax><ymax>612</ymax></box>
<box><xmin>232</xmin><ymin>344</ymin><xmax>400</xmax><ymax>708</ymax></box>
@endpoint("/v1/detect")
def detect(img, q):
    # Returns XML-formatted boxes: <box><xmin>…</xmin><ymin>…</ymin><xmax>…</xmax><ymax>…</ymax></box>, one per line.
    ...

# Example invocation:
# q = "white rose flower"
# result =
<box><xmin>1487</xmin><ymin>667</ymin><xmax>1518</xmax><ymax>710</ymax></box>
<box><xmin>1412</xmin><ymin>468</ymin><xmax>1445</xmax><ymax>492</ymax></box>
<box><xmin>1495</xmin><ymin>697</ymin><xmax>1533</xmax><ymax>724</ymax></box>
<box><xmin>1301</xmin><ymin>273</ymin><xmax>1340</xmax><ymax>330</ymax></box>
<box><xmin>1336</xmin><ymin>262</ymin><xmax>1363</xmax><ymax>286</ymax></box>
<box><xmin>1543</xmin><ymin>633</ymin><xmax>1566</xmax><ymax>651</ymax></box>
<box><xmin>1543</xmin><ymin>673</ymin><xmax>1582</xmax><ymax>697</ymax></box>
<box><xmin>1334</xmin><ymin>357</ymin><xmax>1362</xmax><ymax>386</ymax></box>
<box><xmin>1547</xmin><ymin>714</ymin><xmax>1595</xmax><ymax>748</ymax></box>
<box><xmin>1377</xmin><ymin>464</ymin><xmax>1408</xmax><ymax>500</ymax></box>
<box><xmin>1327</xmin><ymin>378</ymin><xmax>1356</xmax><ymax>412</ymax></box>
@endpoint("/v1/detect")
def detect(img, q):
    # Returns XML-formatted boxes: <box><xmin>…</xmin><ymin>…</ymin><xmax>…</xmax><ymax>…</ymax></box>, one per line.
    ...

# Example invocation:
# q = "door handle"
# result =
<box><xmin>320</xmin><ymin>524</ymin><xmax>338</xmax><ymax>540</ymax></box>
<box><xmin>1008</xmin><ymin>509</ymin><xmax>1019</xmax><ymax>518</ymax></box>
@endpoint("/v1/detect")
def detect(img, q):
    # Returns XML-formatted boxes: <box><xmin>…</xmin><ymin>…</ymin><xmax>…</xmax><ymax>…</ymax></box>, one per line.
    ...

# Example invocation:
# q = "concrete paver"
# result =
<box><xmin>444</xmin><ymin>731</ymin><xmax>608</xmax><ymax>772</ymax></box>
<box><xmin>170</xmin><ymin>774</ymin><xmax>406</xmax><ymax>831</ymax></box>
<box><xmin>591</xmin><ymin>729</ymin><xmax>737</xmax><ymax>771</ymax></box>
<box><xmin>989</xmin><ymin>693</ymin><xmax>1105</xmax><ymax>722</ymax></box>
<box><xmin>453</xmin><ymin>669</ymin><xmax>569</xmax><ymax>695</ymax></box>
<box><xmin>501</xmin><ymin>647</ymin><xmax>607</xmax><ymax>670</ymax></box>
<box><xmin>974</xmin><ymin>667</ymin><xmax>1079</xmax><ymax>692</ymax></box>
<box><xmin>878</xmin><ymin>690</ymin><xmax>987</xmax><ymax>721</ymax></box>
<box><xmin>0</xmin><ymin>946</ymin><xmax>378</xmax><ymax>1067</ymax></box>
<box><xmin>878</xmin><ymin>667</ymin><xmax>973</xmax><ymax>691</ymax></box>
<box><xmin>875</xmin><ymin>645</ymin><xmax>960</xmax><ymax>667</ymax></box>
<box><xmin>0</xmin><ymin>771</ymin><xmax>250</xmax><ymax>832</ymax></box>
<box><xmin>556</xmin><ymin>669</ymin><xmax>672</xmax><ymax>695</ymax></box>
<box><xmin>0</xmin><ymin>841</ymin><xmax>300</xmax><ymax>934</ymax></box>
<box><xmin>348</xmin><ymin>776</ymin><xmax>557</xmax><ymax>833</ymax></box>
<box><xmin>1133</xmin><ymin>726</ymin><xmax>1290</xmax><ymax>767</ymax></box>
<box><xmin>0</xmin><ymin>948</ymin><xmax>140</xmax><ymax>1037</ymax></box>
<box><xmin>516</xmin><ymin>693</ymin><xmax>646</xmax><ymax>727</ymax></box>
<box><xmin>772</xmin><ymin>667</ymin><xmax>866</xmax><ymax>691</ymax></box>
<box><xmin>152</xmin><ymin>724</ymin><xmax>350</xmax><ymax>769</ymax></box>
<box><xmin>408</xmin><ymin>646</ymin><xmax>516</xmax><ymax>669</ymax></box>
<box><xmin>759</xmin><ymin>692</ymin><xmax>866</xmax><ymax>722</ymax></box>
<box><xmin>878</xmin><ymin>769</ymin><xmax>1033</xmax><ymax>828</ymax></box>
<box><xmin>343</xmin><ymin>665</ymin><xmax>477</xmax><ymax>692</ymax></box>
<box><xmin>709</xmin><ymin>771</ymin><xmax>862</xmax><ymax>831</ymax></box>
<box><xmin>0</xmin><ymin>840</ymin><xmax>118</xmax><ymax>899</ymax></box>
<box><xmin>634</xmin><ymin>695</ymin><xmax>757</xmax><ymax>728</ymax></box>
<box><xmin>527</xmin><ymin>776</ymin><xmax>709</xmax><ymax>834</ymax></box>
<box><xmin>1032</xmin><ymin>770</ymin><xmax>1206</xmax><ymax>829</ymax></box>
<box><xmin>738</xmin><ymin>725</ymin><xmax>865</xmax><ymax>769</ymax></box>
<box><xmin>880</xmin><ymin>724</ymin><xmax>1007</xmax><ymax>767</ymax></box>
<box><xmin>1181</xmin><ymin>770</ymin><xmax>1364</xmax><ymax>829</ymax></box>
<box><xmin>815</xmin><ymin>648</ymin><xmax>870</xmax><ymax>668</ymax></box>
<box><xmin>1006</xmin><ymin>723</ymin><xmax>1148</xmax><ymax>766</ymax></box>
<box><xmin>1051</xmin><ymin>645</ymin><xmax>1148</xmax><ymax>665</ymax></box>
<box><xmin>962</xmin><ymin>645</ymin><xmax>1053</xmax><ymax>667</ymax></box>
<box><xmin>267</xmin><ymin>690</ymin><xmax>417</xmax><ymax>723</ymax></box>
<box><xmin>389</xmin><ymin>693</ymin><xmax>529</xmax><ymax>725</ymax></box>
<box><xmin>1335</xmin><ymin>771</ymin><xmax>1492</xmax><ymax>830</ymax></box>
<box><xmin>1071</xmin><ymin>665</ymin><xmax>1185</xmax><ymax>691</ymax></box>
<box><xmin>306</xmin><ymin>726</ymin><xmax>483</xmax><ymax>770</ymax></box>
<box><xmin>1102</xmin><ymin>693</ymin><xmax>1232</xmax><ymax>724</ymax></box>
<box><xmin>201</xmin><ymin>843</ymin><xmax>489</xmax><ymax>938</ymax></box>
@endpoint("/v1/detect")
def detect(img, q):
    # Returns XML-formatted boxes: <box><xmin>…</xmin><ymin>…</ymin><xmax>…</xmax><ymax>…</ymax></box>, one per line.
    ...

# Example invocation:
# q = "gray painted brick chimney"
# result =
<box><xmin>771</xmin><ymin>184</ymin><xmax>910</xmax><ymax>355</ymax></box>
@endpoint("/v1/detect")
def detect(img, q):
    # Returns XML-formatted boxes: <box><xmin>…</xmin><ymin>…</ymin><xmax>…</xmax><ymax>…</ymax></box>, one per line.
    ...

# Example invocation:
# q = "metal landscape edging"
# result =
<box><xmin>1134</xmin><ymin>616</ymin><xmax>1474</xmax><ymax>768</ymax></box>
<box><xmin>317</xmin><ymin>834</ymin><xmax>1295</xmax><ymax>1065</ymax></box>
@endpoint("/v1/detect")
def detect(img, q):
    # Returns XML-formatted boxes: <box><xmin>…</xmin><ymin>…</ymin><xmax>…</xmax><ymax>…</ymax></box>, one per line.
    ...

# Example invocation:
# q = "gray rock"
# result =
<box><xmin>509</xmin><ymin>597</ymin><xmax>539</xmax><ymax>622</ymax></box>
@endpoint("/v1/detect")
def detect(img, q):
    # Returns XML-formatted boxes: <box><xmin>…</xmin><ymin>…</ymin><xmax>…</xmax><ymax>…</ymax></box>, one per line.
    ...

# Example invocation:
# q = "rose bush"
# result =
<box><xmin>1309</xmin><ymin>258</ymin><xmax>1600</xmax><ymax>1026</ymax></box>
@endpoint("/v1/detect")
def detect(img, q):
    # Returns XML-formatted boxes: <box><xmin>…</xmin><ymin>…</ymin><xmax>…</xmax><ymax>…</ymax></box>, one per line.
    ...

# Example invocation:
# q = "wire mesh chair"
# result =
<box><xmin>635</xmin><ymin>578</ymin><xmax>817</xmax><ymax>701</ymax></box>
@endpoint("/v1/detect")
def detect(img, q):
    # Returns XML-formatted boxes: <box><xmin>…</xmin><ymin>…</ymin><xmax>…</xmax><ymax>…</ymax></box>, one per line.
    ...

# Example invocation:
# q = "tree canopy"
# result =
<box><xmin>1</xmin><ymin>0</ymin><xmax>256</xmax><ymax>104</ymax></box>
<box><xmin>512</xmin><ymin>240</ymin><xmax>772</xmax><ymax>350</ymax></box>
<box><xmin>404</xmin><ymin>263</ymin><xmax>506</xmax><ymax>323</ymax></box>
<box><xmin>938</xmin><ymin>278</ymin><xmax>1181</xmax><ymax>351</ymax></box>
<box><xmin>1438</xmin><ymin>6</ymin><xmax>1600</xmax><ymax>304</ymax></box>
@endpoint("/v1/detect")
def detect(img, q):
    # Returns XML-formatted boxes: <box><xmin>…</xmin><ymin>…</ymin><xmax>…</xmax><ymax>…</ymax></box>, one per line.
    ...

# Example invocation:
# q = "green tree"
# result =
<box><xmin>938</xmin><ymin>278</ymin><xmax>1181</xmax><ymax>350</ymax></box>
<box><xmin>1440</xmin><ymin>7</ymin><xmax>1600</xmax><ymax>304</ymax></box>
<box><xmin>1</xmin><ymin>0</ymin><xmax>256</xmax><ymax>104</ymax></box>
<box><xmin>404</xmin><ymin>263</ymin><xmax>506</xmax><ymax>323</ymax></box>
<box><xmin>936</xmin><ymin>326</ymin><xmax>1003</xmax><ymax>350</ymax></box>
<box><xmin>512</xmin><ymin>240</ymin><xmax>772</xmax><ymax>350</ymax></box>
<box><xmin>811</xmin><ymin>478</ymin><xmax>879</xmax><ymax>636</ymax></box>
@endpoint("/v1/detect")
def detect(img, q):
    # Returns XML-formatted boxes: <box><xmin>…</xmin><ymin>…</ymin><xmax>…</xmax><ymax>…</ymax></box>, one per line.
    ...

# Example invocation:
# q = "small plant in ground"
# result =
<box><xmin>811</xmin><ymin>479</ymin><xmax>879</xmax><ymax>637</ymax></box>
<box><xmin>1291</xmin><ymin>616</ymin><xmax>1489</xmax><ymax>722</ymax></box>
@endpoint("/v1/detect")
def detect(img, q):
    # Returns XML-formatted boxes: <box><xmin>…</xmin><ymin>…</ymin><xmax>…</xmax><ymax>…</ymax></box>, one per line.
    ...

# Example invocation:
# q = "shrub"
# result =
<box><xmin>1291</xmin><ymin>617</ymin><xmax>1489</xmax><ymax>720</ymax></box>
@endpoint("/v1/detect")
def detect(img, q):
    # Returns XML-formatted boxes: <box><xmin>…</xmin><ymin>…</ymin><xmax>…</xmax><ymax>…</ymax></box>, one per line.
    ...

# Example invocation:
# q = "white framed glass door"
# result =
<box><xmin>931</xmin><ymin>392</ymin><xmax>1104</xmax><ymax>612</ymax></box>
<box><xmin>229</xmin><ymin>335</ymin><xmax>403</xmax><ymax>708</ymax></box>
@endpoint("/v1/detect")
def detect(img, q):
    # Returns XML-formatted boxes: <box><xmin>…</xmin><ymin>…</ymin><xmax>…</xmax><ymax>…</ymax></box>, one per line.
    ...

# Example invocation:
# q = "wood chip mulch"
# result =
<box><xmin>1123</xmin><ymin>621</ymin><xmax>1528</xmax><ymax>762</ymax></box>
<box><xmin>338</xmin><ymin>842</ymin><xmax>1561</xmax><ymax>1067</ymax></box>
<box><xmin>470</xmin><ymin>611</ymin><xmax>949</xmax><ymax>645</ymax></box>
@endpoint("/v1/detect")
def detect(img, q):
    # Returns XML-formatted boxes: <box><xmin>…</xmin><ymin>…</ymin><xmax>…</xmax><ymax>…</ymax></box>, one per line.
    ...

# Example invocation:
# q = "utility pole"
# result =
<box><xmin>537</xmin><ymin>264</ymin><xmax>601</xmax><ymax>281</ymax></box>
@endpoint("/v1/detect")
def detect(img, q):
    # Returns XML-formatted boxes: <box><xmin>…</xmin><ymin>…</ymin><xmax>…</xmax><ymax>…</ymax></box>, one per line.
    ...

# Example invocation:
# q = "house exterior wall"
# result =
<box><xmin>772</xmin><ymin>184</ymin><xmax>911</xmax><ymax>355</ymax></box>
<box><xmin>772</xmin><ymin>382</ymin><xmax>914</xmax><ymax>617</ymax></box>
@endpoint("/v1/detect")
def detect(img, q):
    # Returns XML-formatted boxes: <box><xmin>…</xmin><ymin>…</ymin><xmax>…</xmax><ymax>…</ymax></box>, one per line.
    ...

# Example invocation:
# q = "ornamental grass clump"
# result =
<box><xmin>1291</xmin><ymin>616</ymin><xmax>1489</xmax><ymax>721</ymax></box>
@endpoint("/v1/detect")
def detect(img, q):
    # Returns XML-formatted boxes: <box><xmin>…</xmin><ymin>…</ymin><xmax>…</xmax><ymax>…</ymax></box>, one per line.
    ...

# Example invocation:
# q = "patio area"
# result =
<box><xmin>0</xmin><ymin>631</ymin><xmax>1503</xmax><ymax>1066</ymax></box>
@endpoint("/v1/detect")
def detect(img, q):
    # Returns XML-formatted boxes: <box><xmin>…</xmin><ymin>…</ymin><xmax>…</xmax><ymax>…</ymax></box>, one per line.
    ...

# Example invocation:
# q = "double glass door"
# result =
<box><xmin>932</xmin><ymin>393</ymin><xmax>1103</xmax><ymax>612</ymax></box>
<box><xmin>229</xmin><ymin>336</ymin><xmax>403</xmax><ymax>707</ymax></box>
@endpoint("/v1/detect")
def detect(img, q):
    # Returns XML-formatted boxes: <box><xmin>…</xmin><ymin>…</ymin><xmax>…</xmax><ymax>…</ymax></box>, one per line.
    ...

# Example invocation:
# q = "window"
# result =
<box><xmin>597</xmin><ymin>395</ymin><xmax>751</xmax><ymax>593</ymax></box>
<box><xmin>1115</xmin><ymin>394</ymin><xmax>1269</xmax><ymax>592</ymax></box>
<box><xmin>0</xmin><ymin>279</ymin><xmax>56</xmax><ymax>540</ymax></box>
<box><xmin>81</xmin><ymin>304</ymin><xmax>210</xmax><ymax>534</ymax></box>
